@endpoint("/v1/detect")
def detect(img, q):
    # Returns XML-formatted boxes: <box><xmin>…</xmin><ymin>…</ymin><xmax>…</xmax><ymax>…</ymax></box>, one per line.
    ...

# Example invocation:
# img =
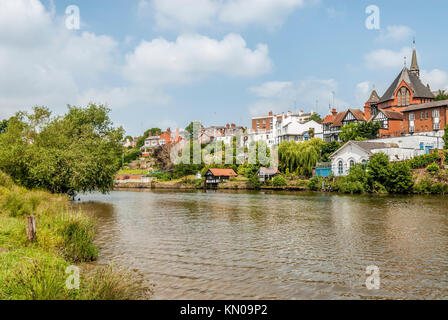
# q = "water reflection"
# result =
<box><xmin>78</xmin><ymin>191</ymin><xmax>448</xmax><ymax>300</ymax></box>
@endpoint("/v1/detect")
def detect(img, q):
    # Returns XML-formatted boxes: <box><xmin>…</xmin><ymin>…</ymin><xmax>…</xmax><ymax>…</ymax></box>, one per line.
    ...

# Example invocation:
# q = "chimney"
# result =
<box><xmin>226</xmin><ymin>123</ymin><xmax>230</xmax><ymax>129</ymax></box>
<box><xmin>269</xmin><ymin>111</ymin><xmax>273</xmax><ymax>116</ymax></box>
<box><xmin>166</xmin><ymin>127</ymin><xmax>171</xmax><ymax>133</ymax></box>
<box><xmin>364</xmin><ymin>103</ymin><xmax>371</xmax><ymax>120</ymax></box>
<box><xmin>231</xmin><ymin>123</ymin><xmax>236</xmax><ymax>128</ymax></box>
<box><xmin>331</xmin><ymin>108</ymin><xmax>337</xmax><ymax>116</ymax></box>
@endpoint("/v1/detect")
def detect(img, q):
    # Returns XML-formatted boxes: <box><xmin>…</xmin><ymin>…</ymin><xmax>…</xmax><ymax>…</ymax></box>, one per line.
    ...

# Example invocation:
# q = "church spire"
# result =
<box><xmin>410</xmin><ymin>39</ymin><xmax>420</xmax><ymax>77</ymax></box>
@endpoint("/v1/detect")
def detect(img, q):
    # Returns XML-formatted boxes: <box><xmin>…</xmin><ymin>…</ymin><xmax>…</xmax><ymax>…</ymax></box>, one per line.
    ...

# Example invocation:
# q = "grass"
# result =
<box><xmin>0</xmin><ymin>170</ymin><xmax>151</xmax><ymax>300</ymax></box>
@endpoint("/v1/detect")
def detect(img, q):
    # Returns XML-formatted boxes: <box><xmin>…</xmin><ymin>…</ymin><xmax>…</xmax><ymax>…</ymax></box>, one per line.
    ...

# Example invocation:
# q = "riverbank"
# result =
<box><xmin>0</xmin><ymin>171</ymin><xmax>151</xmax><ymax>300</ymax></box>
<box><xmin>114</xmin><ymin>169</ymin><xmax>448</xmax><ymax>195</ymax></box>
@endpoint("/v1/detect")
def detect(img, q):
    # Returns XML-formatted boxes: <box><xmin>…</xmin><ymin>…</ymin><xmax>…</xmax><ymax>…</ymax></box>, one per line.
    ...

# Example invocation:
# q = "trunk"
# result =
<box><xmin>26</xmin><ymin>215</ymin><xmax>37</xmax><ymax>242</ymax></box>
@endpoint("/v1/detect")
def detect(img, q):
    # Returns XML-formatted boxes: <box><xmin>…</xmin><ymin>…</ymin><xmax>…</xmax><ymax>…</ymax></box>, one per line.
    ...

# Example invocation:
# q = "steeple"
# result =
<box><xmin>410</xmin><ymin>39</ymin><xmax>420</xmax><ymax>77</ymax></box>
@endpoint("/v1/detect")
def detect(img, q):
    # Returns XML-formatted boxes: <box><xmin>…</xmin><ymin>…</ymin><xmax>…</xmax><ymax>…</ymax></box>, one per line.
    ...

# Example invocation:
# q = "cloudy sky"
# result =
<box><xmin>1</xmin><ymin>0</ymin><xmax>448</xmax><ymax>136</ymax></box>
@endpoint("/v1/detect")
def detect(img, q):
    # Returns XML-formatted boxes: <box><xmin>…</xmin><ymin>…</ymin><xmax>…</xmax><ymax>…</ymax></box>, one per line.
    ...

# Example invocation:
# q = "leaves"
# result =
<box><xmin>0</xmin><ymin>104</ymin><xmax>123</xmax><ymax>196</ymax></box>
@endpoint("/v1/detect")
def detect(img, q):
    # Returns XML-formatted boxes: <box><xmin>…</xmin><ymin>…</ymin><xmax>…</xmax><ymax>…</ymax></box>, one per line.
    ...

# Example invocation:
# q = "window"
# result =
<box><xmin>421</xmin><ymin>112</ymin><xmax>424</xmax><ymax>120</ymax></box>
<box><xmin>425</xmin><ymin>112</ymin><xmax>428</xmax><ymax>120</ymax></box>
<box><xmin>349</xmin><ymin>160</ymin><xmax>355</xmax><ymax>169</ymax></box>
<box><xmin>338</xmin><ymin>161</ymin><xmax>344</xmax><ymax>175</ymax></box>
<box><xmin>397</xmin><ymin>87</ymin><xmax>411</xmax><ymax>106</ymax></box>
<box><xmin>361</xmin><ymin>159</ymin><xmax>367</xmax><ymax>168</ymax></box>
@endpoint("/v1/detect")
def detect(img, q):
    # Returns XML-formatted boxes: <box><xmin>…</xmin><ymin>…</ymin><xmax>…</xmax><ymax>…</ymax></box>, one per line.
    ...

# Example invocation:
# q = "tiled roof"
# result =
<box><xmin>402</xmin><ymin>99</ymin><xmax>448</xmax><ymax>112</ymax></box>
<box><xmin>349</xmin><ymin>108</ymin><xmax>367</xmax><ymax>121</ymax></box>
<box><xmin>322</xmin><ymin>114</ymin><xmax>335</xmax><ymax>124</ymax></box>
<box><xmin>208</xmin><ymin>168</ymin><xmax>237</xmax><ymax>177</ymax></box>
<box><xmin>381</xmin><ymin>110</ymin><xmax>403</xmax><ymax>120</ymax></box>
<box><xmin>330</xmin><ymin>111</ymin><xmax>348</xmax><ymax>128</ymax></box>
<box><xmin>379</xmin><ymin>67</ymin><xmax>434</xmax><ymax>103</ymax></box>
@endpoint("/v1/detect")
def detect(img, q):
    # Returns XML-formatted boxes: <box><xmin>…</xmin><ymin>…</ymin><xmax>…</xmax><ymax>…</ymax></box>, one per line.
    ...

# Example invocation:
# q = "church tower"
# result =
<box><xmin>410</xmin><ymin>39</ymin><xmax>420</xmax><ymax>78</ymax></box>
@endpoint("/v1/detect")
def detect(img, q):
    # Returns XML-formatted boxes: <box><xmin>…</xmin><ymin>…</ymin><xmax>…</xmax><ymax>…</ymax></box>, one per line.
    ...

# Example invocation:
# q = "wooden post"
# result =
<box><xmin>26</xmin><ymin>215</ymin><xmax>37</xmax><ymax>242</ymax></box>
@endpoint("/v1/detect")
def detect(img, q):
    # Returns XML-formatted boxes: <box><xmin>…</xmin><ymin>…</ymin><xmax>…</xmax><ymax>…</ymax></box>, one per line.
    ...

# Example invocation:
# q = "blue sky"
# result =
<box><xmin>1</xmin><ymin>0</ymin><xmax>448</xmax><ymax>136</ymax></box>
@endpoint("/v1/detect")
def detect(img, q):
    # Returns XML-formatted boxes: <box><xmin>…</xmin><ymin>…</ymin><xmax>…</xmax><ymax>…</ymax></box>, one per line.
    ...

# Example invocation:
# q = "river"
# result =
<box><xmin>78</xmin><ymin>190</ymin><xmax>448</xmax><ymax>300</ymax></box>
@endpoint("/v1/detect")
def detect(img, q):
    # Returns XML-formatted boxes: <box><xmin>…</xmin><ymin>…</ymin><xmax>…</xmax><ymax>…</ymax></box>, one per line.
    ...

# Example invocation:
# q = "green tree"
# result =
<box><xmin>435</xmin><ymin>90</ymin><xmax>448</xmax><ymax>101</ymax></box>
<box><xmin>320</xmin><ymin>141</ymin><xmax>341</xmax><ymax>162</ymax></box>
<box><xmin>366</xmin><ymin>153</ymin><xmax>390</xmax><ymax>191</ymax></box>
<box><xmin>443</xmin><ymin>125</ymin><xmax>448</xmax><ymax>149</ymax></box>
<box><xmin>385</xmin><ymin>162</ymin><xmax>413</xmax><ymax>194</ymax></box>
<box><xmin>278</xmin><ymin>139</ymin><xmax>324</xmax><ymax>177</ymax></box>
<box><xmin>306</xmin><ymin>113</ymin><xmax>322</xmax><ymax>123</ymax></box>
<box><xmin>0</xmin><ymin>104</ymin><xmax>124</xmax><ymax>196</ymax></box>
<box><xmin>0</xmin><ymin>119</ymin><xmax>8</xmax><ymax>134</ymax></box>
<box><xmin>339</xmin><ymin>122</ymin><xmax>380</xmax><ymax>143</ymax></box>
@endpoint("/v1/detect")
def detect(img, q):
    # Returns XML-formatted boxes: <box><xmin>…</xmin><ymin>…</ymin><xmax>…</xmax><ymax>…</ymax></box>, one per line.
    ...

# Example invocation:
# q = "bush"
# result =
<box><xmin>409</xmin><ymin>153</ymin><xmax>440</xmax><ymax>169</ymax></box>
<box><xmin>272</xmin><ymin>176</ymin><xmax>287</xmax><ymax>187</ymax></box>
<box><xmin>413</xmin><ymin>178</ymin><xmax>432</xmax><ymax>194</ymax></box>
<box><xmin>385</xmin><ymin>162</ymin><xmax>413</xmax><ymax>194</ymax></box>
<box><xmin>2</xmin><ymin>192</ymin><xmax>30</xmax><ymax>217</ymax></box>
<box><xmin>248</xmin><ymin>174</ymin><xmax>261</xmax><ymax>190</ymax></box>
<box><xmin>307</xmin><ymin>177</ymin><xmax>320</xmax><ymax>191</ymax></box>
<box><xmin>426</xmin><ymin>163</ymin><xmax>439</xmax><ymax>174</ymax></box>
<box><xmin>334</xmin><ymin>178</ymin><xmax>365</xmax><ymax>194</ymax></box>
<box><xmin>367</xmin><ymin>153</ymin><xmax>390</xmax><ymax>189</ymax></box>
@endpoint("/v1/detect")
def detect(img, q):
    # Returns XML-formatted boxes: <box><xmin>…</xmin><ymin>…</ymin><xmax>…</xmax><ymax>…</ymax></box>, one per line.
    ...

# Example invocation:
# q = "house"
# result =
<box><xmin>257</xmin><ymin>167</ymin><xmax>280</xmax><ymax>182</ymax></box>
<box><xmin>322</xmin><ymin>108</ymin><xmax>366</xmax><ymax>142</ymax></box>
<box><xmin>402</xmin><ymin>100</ymin><xmax>448</xmax><ymax>136</ymax></box>
<box><xmin>204</xmin><ymin>168</ymin><xmax>237</xmax><ymax>186</ymax></box>
<box><xmin>371</xmin><ymin>109</ymin><xmax>404</xmax><ymax>138</ymax></box>
<box><xmin>330</xmin><ymin>141</ymin><xmax>416</xmax><ymax>176</ymax></box>
<box><xmin>252</xmin><ymin>110</ymin><xmax>317</xmax><ymax>131</ymax></box>
<box><xmin>275</xmin><ymin>118</ymin><xmax>323</xmax><ymax>144</ymax></box>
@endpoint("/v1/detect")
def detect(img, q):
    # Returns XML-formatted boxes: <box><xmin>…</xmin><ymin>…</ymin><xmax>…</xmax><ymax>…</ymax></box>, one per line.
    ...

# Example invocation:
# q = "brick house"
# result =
<box><xmin>402</xmin><ymin>100</ymin><xmax>448</xmax><ymax>135</ymax></box>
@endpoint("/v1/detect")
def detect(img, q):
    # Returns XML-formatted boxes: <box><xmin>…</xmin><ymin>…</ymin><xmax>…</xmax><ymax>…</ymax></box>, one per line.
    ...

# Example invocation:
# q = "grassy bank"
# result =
<box><xmin>0</xmin><ymin>171</ymin><xmax>150</xmax><ymax>300</ymax></box>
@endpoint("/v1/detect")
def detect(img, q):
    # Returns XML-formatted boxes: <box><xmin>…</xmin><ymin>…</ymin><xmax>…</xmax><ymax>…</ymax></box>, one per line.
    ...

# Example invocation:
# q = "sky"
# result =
<box><xmin>1</xmin><ymin>0</ymin><xmax>448</xmax><ymax>136</ymax></box>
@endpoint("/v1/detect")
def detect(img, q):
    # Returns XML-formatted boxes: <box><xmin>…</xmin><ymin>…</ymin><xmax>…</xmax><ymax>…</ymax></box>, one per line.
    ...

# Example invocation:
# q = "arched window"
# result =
<box><xmin>349</xmin><ymin>160</ymin><xmax>355</xmax><ymax>168</ymax></box>
<box><xmin>338</xmin><ymin>161</ymin><xmax>344</xmax><ymax>175</ymax></box>
<box><xmin>397</xmin><ymin>87</ymin><xmax>411</xmax><ymax>106</ymax></box>
<box><xmin>362</xmin><ymin>159</ymin><xmax>367</xmax><ymax>168</ymax></box>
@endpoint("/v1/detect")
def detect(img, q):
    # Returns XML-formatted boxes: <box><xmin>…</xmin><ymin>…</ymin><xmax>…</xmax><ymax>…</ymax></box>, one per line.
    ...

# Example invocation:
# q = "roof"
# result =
<box><xmin>330</xmin><ymin>140</ymin><xmax>397</xmax><ymax>159</ymax></box>
<box><xmin>381</xmin><ymin>110</ymin><xmax>404</xmax><ymax>120</ymax></box>
<box><xmin>402</xmin><ymin>99</ymin><xmax>448</xmax><ymax>112</ymax></box>
<box><xmin>379</xmin><ymin>67</ymin><xmax>434</xmax><ymax>103</ymax></box>
<box><xmin>258</xmin><ymin>167</ymin><xmax>280</xmax><ymax>175</ymax></box>
<box><xmin>207</xmin><ymin>168</ymin><xmax>237</xmax><ymax>177</ymax></box>
<box><xmin>330</xmin><ymin>111</ymin><xmax>347</xmax><ymax>128</ymax></box>
<box><xmin>322</xmin><ymin>113</ymin><xmax>336</xmax><ymax>124</ymax></box>
<box><xmin>349</xmin><ymin>108</ymin><xmax>367</xmax><ymax>121</ymax></box>
<box><xmin>410</xmin><ymin>45</ymin><xmax>419</xmax><ymax>72</ymax></box>
<box><xmin>367</xmin><ymin>90</ymin><xmax>380</xmax><ymax>103</ymax></box>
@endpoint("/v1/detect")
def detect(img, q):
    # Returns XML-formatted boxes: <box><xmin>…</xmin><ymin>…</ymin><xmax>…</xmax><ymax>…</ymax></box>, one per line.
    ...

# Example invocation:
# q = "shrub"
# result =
<box><xmin>385</xmin><ymin>162</ymin><xmax>413</xmax><ymax>194</ymax></box>
<box><xmin>367</xmin><ymin>153</ymin><xmax>390</xmax><ymax>188</ymax></box>
<box><xmin>296</xmin><ymin>179</ymin><xmax>307</xmax><ymax>187</ymax></box>
<box><xmin>426</xmin><ymin>163</ymin><xmax>439</xmax><ymax>174</ymax></box>
<box><xmin>307</xmin><ymin>177</ymin><xmax>320</xmax><ymax>191</ymax></box>
<box><xmin>194</xmin><ymin>179</ymin><xmax>203</xmax><ymax>189</ymax></box>
<box><xmin>413</xmin><ymin>178</ymin><xmax>432</xmax><ymax>194</ymax></box>
<box><xmin>2</xmin><ymin>192</ymin><xmax>30</xmax><ymax>217</ymax></box>
<box><xmin>335</xmin><ymin>178</ymin><xmax>365</xmax><ymax>194</ymax></box>
<box><xmin>409</xmin><ymin>153</ymin><xmax>440</xmax><ymax>169</ymax></box>
<box><xmin>272</xmin><ymin>176</ymin><xmax>287</xmax><ymax>187</ymax></box>
<box><xmin>248</xmin><ymin>174</ymin><xmax>261</xmax><ymax>190</ymax></box>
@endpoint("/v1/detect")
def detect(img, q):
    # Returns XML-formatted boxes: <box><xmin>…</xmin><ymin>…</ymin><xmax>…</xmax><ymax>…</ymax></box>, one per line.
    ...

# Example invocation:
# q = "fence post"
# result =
<box><xmin>26</xmin><ymin>215</ymin><xmax>37</xmax><ymax>242</ymax></box>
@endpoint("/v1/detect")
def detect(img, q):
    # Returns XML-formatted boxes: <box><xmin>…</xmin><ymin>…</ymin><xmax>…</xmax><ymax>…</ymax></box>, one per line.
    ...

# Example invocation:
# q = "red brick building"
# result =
<box><xmin>402</xmin><ymin>100</ymin><xmax>448</xmax><ymax>134</ymax></box>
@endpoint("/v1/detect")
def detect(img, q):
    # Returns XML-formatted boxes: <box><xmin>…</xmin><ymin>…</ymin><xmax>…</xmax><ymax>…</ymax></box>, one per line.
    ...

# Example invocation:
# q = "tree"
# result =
<box><xmin>385</xmin><ymin>162</ymin><xmax>413</xmax><ymax>194</ymax></box>
<box><xmin>339</xmin><ymin>121</ymin><xmax>380</xmax><ymax>143</ymax></box>
<box><xmin>320</xmin><ymin>141</ymin><xmax>342</xmax><ymax>162</ymax></box>
<box><xmin>0</xmin><ymin>119</ymin><xmax>8</xmax><ymax>134</ymax></box>
<box><xmin>278</xmin><ymin>139</ymin><xmax>324</xmax><ymax>177</ymax></box>
<box><xmin>443</xmin><ymin>125</ymin><xmax>448</xmax><ymax>149</ymax></box>
<box><xmin>366</xmin><ymin>152</ymin><xmax>390</xmax><ymax>190</ymax></box>
<box><xmin>435</xmin><ymin>90</ymin><xmax>448</xmax><ymax>101</ymax></box>
<box><xmin>306</xmin><ymin>113</ymin><xmax>322</xmax><ymax>123</ymax></box>
<box><xmin>0</xmin><ymin>104</ymin><xmax>124</xmax><ymax>196</ymax></box>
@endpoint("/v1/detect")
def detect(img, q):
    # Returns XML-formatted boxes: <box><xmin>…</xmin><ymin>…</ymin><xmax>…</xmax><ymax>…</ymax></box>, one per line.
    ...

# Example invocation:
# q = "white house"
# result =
<box><xmin>330</xmin><ymin>141</ymin><xmax>416</xmax><ymax>176</ymax></box>
<box><xmin>274</xmin><ymin>116</ymin><xmax>323</xmax><ymax>144</ymax></box>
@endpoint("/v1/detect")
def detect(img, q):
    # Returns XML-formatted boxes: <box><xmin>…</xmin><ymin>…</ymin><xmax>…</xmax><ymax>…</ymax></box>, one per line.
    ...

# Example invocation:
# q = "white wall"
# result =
<box><xmin>371</xmin><ymin>134</ymin><xmax>444</xmax><ymax>150</ymax></box>
<box><xmin>331</xmin><ymin>144</ymin><xmax>370</xmax><ymax>176</ymax></box>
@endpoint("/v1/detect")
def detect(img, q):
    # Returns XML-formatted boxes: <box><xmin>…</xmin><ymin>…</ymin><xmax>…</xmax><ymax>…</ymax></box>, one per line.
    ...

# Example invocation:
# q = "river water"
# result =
<box><xmin>78</xmin><ymin>190</ymin><xmax>448</xmax><ymax>300</ymax></box>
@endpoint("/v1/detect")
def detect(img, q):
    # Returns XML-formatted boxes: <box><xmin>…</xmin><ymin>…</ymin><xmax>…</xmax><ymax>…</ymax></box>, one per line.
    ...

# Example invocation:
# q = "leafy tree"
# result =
<box><xmin>0</xmin><ymin>119</ymin><xmax>8</xmax><ymax>134</ymax></box>
<box><xmin>278</xmin><ymin>139</ymin><xmax>324</xmax><ymax>177</ymax></box>
<box><xmin>0</xmin><ymin>104</ymin><xmax>124</xmax><ymax>196</ymax></box>
<box><xmin>339</xmin><ymin>122</ymin><xmax>380</xmax><ymax>143</ymax></box>
<box><xmin>272</xmin><ymin>175</ymin><xmax>287</xmax><ymax>187</ymax></box>
<box><xmin>385</xmin><ymin>162</ymin><xmax>413</xmax><ymax>194</ymax></box>
<box><xmin>320</xmin><ymin>141</ymin><xmax>342</xmax><ymax>162</ymax></box>
<box><xmin>366</xmin><ymin>153</ymin><xmax>390</xmax><ymax>191</ymax></box>
<box><xmin>435</xmin><ymin>90</ymin><xmax>448</xmax><ymax>101</ymax></box>
<box><xmin>443</xmin><ymin>125</ymin><xmax>448</xmax><ymax>149</ymax></box>
<box><xmin>306</xmin><ymin>113</ymin><xmax>322</xmax><ymax>123</ymax></box>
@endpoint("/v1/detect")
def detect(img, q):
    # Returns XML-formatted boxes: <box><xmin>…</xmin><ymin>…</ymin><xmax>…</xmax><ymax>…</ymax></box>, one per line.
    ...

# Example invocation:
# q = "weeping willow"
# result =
<box><xmin>278</xmin><ymin>138</ymin><xmax>324</xmax><ymax>177</ymax></box>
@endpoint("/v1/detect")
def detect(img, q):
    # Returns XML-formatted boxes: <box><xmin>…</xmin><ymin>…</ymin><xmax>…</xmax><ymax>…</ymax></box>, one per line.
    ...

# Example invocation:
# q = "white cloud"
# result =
<box><xmin>123</xmin><ymin>33</ymin><xmax>272</xmax><ymax>86</ymax></box>
<box><xmin>0</xmin><ymin>0</ymin><xmax>273</xmax><ymax>121</ymax></box>
<box><xmin>377</xmin><ymin>25</ymin><xmax>414</xmax><ymax>42</ymax></box>
<box><xmin>248</xmin><ymin>79</ymin><xmax>349</xmax><ymax>116</ymax></box>
<box><xmin>142</xmin><ymin>0</ymin><xmax>312</xmax><ymax>31</ymax></box>
<box><xmin>365</xmin><ymin>47</ymin><xmax>411</xmax><ymax>69</ymax></box>
<box><xmin>355</xmin><ymin>81</ymin><xmax>372</xmax><ymax>105</ymax></box>
<box><xmin>421</xmin><ymin>69</ymin><xmax>448</xmax><ymax>92</ymax></box>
